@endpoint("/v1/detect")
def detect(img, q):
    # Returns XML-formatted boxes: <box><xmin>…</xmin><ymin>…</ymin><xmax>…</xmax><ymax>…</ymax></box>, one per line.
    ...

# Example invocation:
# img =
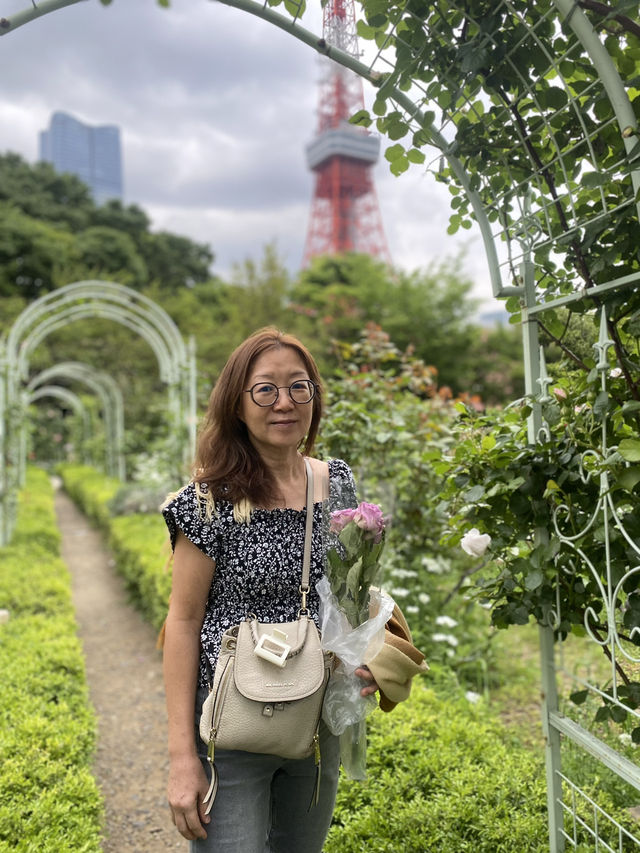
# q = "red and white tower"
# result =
<box><xmin>302</xmin><ymin>0</ymin><xmax>390</xmax><ymax>265</ymax></box>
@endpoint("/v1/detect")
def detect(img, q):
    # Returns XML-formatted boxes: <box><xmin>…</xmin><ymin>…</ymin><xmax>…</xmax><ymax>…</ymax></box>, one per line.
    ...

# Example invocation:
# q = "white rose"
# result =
<box><xmin>460</xmin><ymin>528</ymin><xmax>492</xmax><ymax>557</ymax></box>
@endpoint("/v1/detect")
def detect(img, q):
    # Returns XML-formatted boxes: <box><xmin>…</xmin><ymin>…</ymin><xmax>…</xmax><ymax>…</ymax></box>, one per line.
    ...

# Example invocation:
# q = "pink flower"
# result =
<box><xmin>330</xmin><ymin>508</ymin><xmax>357</xmax><ymax>535</ymax></box>
<box><xmin>354</xmin><ymin>502</ymin><xmax>385</xmax><ymax>543</ymax></box>
<box><xmin>330</xmin><ymin>502</ymin><xmax>385</xmax><ymax>543</ymax></box>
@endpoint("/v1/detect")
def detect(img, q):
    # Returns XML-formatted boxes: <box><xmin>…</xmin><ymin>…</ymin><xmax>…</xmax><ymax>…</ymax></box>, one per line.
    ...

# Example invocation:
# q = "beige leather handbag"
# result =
<box><xmin>199</xmin><ymin>459</ymin><xmax>333</xmax><ymax>813</ymax></box>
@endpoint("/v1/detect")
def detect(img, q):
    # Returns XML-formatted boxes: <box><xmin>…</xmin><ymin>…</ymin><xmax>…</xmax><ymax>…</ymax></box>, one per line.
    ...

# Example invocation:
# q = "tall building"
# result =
<box><xmin>39</xmin><ymin>111</ymin><xmax>123</xmax><ymax>205</ymax></box>
<box><xmin>303</xmin><ymin>0</ymin><xmax>390</xmax><ymax>265</ymax></box>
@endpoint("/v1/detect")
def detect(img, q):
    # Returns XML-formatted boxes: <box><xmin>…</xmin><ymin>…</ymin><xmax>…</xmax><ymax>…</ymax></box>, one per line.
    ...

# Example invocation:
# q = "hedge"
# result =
<box><xmin>58</xmin><ymin>465</ymin><xmax>170</xmax><ymax>630</ymax></box>
<box><xmin>0</xmin><ymin>468</ymin><xmax>103</xmax><ymax>852</ymax></box>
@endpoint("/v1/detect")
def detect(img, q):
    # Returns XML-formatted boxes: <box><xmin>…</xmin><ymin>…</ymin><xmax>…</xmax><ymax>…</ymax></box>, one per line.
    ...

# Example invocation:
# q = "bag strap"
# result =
<box><xmin>300</xmin><ymin>457</ymin><xmax>314</xmax><ymax>611</ymax></box>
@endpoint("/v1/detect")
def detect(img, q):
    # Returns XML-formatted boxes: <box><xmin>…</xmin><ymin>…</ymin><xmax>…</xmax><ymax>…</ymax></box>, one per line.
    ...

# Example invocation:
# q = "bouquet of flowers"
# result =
<box><xmin>317</xmin><ymin>501</ymin><xmax>394</xmax><ymax>779</ymax></box>
<box><xmin>327</xmin><ymin>502</ymin><xmax>386</xmax><ymax>626</ymax></box>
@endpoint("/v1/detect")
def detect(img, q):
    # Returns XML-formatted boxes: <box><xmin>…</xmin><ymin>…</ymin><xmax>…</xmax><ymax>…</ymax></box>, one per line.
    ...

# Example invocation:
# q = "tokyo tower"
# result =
<box><xmin>302</xmin><ymin>0</ymin><xmax>390</xmax><ymax>265</ymax></box>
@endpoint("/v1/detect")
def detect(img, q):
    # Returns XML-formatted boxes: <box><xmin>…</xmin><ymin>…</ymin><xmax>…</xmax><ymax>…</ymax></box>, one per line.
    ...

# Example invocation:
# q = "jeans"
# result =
<box><xmin>190</xmin><ymin>687</ymin><xmax>340</xmax><ymax>853</ymax></box>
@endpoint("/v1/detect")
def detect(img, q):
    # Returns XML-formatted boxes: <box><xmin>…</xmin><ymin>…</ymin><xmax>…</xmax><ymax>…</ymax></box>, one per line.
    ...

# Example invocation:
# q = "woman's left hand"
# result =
<box><xmin>355</xmin><ymin>665</ymin><xmax>379</xmax><ymax>697</ymax></box>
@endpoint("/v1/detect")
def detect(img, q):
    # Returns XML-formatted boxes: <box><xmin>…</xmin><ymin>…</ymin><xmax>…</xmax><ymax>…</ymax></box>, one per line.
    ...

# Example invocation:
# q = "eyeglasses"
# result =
<box><xmin>244</xmin><ymin>380</ymin><xmax>318</xmax><ymax>407</ymax></box>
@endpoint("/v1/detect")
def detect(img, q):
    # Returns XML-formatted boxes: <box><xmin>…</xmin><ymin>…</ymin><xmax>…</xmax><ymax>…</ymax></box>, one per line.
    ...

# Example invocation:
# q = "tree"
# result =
<box><xmin>0</xmin><ymin>152</ymin><xmax>94</xmax><ymax>231</ymax></box>
<box><xmin>0</xmin><ymin>204</ymin><xmax>78</xmax><ymax>299</ymax></box>
<box><xmin>0</xmin><ymin>153</ymin><xmax>216</xmax><ymax>292</ymax></box>
<box><xmin>140</xmin><ymin>230</ymin><xmax>214</xmax><ymax>291</ymax></box>
<box><xmin>75</xmin><ymin>226</ymin><xmax>148</xmax><ymax>287</ymax></box>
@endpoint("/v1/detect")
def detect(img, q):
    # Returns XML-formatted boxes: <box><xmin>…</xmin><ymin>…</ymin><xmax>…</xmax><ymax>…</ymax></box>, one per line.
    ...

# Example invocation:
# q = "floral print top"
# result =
<box><xmin>162</xmin><ymin>458</ymin><xmax>357</xmax><ymax>687</ymax></box>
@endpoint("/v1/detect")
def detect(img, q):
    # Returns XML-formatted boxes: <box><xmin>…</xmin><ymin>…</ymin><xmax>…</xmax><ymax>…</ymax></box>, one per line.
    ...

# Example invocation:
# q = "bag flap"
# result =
<box><xmin>234</xmin><ymin>617</ymin><xmax>327</xmax><ymax>702</ymax></box>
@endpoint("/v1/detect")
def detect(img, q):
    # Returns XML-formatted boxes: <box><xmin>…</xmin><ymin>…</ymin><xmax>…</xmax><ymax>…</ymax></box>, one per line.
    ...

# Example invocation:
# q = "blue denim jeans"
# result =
<box><xmin>191</xmin><ymin>687</ymin><xmax>340</xmax><ymax>853</ymax></box>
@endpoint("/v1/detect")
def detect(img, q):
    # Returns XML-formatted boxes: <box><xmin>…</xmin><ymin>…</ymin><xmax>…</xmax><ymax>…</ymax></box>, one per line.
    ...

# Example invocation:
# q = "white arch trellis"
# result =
<box><xmin>27</xmin><ymin>362</ymin><xmax>126</xmax><ymax>480</ymax></box>
<box><xmin>0</xmin><ymin>280</ymin><xmax>197</xmax><ymax>545</ymax></box>
<box><xmin>27</xmin><ymin>385</ymin><xmax>94</xmax><ymax>467</ymax></box>
<box><xmin>2</xmin><ymin>2</ymin><xmax>639</xmax><ymax>850</ymax></box>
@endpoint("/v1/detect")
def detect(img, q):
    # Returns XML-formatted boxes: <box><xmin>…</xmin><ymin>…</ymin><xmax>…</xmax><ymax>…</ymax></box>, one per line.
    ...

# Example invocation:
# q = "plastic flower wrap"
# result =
<box><xmin>317</xmin><ymin>501</ymin><xmax>394</xmax><ymax>779</ymax></box>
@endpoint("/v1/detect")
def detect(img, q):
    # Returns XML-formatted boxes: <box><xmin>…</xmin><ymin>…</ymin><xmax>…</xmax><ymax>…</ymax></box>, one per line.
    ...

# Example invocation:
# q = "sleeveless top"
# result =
<box><xmin>162</xmin><ymin>458</ymin><xmax>357</xmax><ymax>686</ymax></box>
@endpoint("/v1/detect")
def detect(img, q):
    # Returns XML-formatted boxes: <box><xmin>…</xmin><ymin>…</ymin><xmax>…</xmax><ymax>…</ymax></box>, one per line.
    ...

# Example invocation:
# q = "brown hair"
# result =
<box><xmin>193</xmin><ymin>327</ymin><xmax>323</xmax><ymax>506</ymax></box>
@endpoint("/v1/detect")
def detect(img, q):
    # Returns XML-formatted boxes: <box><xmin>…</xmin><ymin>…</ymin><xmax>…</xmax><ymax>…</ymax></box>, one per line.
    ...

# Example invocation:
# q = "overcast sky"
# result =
<box><xmin>1</xmin><ymin>0</ymin><xmax>499</xmax><ymax>313</ymax></box>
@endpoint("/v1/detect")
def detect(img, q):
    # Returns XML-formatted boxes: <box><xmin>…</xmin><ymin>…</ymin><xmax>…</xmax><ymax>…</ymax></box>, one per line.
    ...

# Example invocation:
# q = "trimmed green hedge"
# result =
<box><xmin>0</xmin><ymin>469</ymin><xmax>103</xmax><ymax>852</ymax></box>
<box><xmin>327</xmin><ymin>674</ymin><xmax>550</xmax><ymax>852</ymax></box>
<box><xmin>326</xmin><ymin>670</ymin><xmax>638</xmax><ymax>852</ymax></box>
<box><xmin>58</xmin><ymin>465</ymin><xmax>169</xmax><ymax>630</ymax></box>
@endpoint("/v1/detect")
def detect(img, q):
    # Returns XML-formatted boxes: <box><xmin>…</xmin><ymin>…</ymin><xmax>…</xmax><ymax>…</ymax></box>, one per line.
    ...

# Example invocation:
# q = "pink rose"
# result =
<box><xmin>330</xmin><ymin>508</ymin><xmax>357</xmax><ymax>534</ymax></box>
<box><xmin>353</xmin><ymin>502</ymin><xmax>385</xmax><ymax>543</ymax></box>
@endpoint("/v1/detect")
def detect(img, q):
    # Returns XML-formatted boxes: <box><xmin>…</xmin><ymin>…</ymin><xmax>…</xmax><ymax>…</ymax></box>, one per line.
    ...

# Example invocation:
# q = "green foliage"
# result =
<box><xmin>290</xmin><ymin>253</ymin><xmax>520</xmax><ymax>398</ymax></box>
<box><xmin>109</xmin><ymin>514</ymin><xmax>172</xmax><ymax>629</ymax></box>
<box><xmin>0</xmin><ymin>468</ymin><xmax>103</xmax><ymax>852</ymax></box>
<box><xmin>0</xmin><ymin>203</ymin><xmax>78</xmax><ymax>298</ymax></box>
<box><xmin>318</xmin><ymin>327</ymin><xmax>496</xmax><ymax>678</ymax></box>
<box><xmin>349</xmin><ymin>0</ymin><xmax>639</xmax><ymax>304</ymax></box>
<box><xmin>57</xmin><ymin>465</ymin><xmax>169</xmax><ymax>629</ymax></box>
<box><xmin>74</xmin><ymin>225</ymin><xmax>148</xmax><ymax>287</ymax></box>
<box><xmin>437</xmin><ymin>298</ymin><xmax>640</xmax><ymax>728</ymax></box>
<box><xmin>0</xmin><ymin>152</ymin><xmax>214</xmax><ymax>297</ymax></box>
<box><xmin>325</xmin><ymin>674</ymin><xmax>636</xmax><ymax>852</ymax></box>
<box><xmin>57</xmin><ymin>464</ymin><xmax>121</xmax><ymax>531</ymax></box>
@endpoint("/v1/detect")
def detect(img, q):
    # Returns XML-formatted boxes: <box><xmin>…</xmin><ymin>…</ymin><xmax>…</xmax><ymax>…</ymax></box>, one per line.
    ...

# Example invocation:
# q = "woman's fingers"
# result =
<box><xmin>167</xmin><ymin>760</ymin><xmax>211</xmax><ymax>841</ymax></box>
<box><xmin>172</xmin><ymin>799</ymin><xmax>208</xmax><ymax>841</ymax></box>
<box><xmin>355</xmin><ymin>665</ymin><xmax>379</xmax><ymax>697</ymax></box>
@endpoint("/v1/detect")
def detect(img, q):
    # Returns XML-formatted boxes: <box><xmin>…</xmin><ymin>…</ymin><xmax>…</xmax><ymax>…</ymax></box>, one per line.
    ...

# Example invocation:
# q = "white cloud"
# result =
<box><xmin>0</xmin><ymin>0</ymin><xmax>500</xmax><ymax>310</ymax></box>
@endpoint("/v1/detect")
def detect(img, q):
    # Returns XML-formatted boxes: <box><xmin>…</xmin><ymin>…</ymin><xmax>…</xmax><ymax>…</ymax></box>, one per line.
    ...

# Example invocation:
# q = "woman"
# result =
<box><xmin>161</xmin><ymin>327</ymin><xmax>378</xmax><ymax>852</ymax></box>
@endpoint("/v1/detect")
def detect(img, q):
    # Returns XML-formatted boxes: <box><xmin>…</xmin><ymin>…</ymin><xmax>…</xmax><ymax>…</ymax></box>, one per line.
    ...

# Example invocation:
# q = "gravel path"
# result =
<box><xmin>54</xmin><ymin>485</ymin><xmax>183</xmax><ymax>852</ymax></box>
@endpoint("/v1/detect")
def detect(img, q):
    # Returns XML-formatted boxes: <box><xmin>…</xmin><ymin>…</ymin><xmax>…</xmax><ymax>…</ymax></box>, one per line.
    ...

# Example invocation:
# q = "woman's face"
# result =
<box><xmin>239</xmin><ymin>346</ymin><xmax>314</xmax><ymax>456</ymax></box>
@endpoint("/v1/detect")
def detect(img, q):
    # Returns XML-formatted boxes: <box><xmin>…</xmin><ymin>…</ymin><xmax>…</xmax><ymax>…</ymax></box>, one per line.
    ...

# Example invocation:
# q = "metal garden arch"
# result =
<box><xmin>2</xmin><ymin>2</ymin><xmax>639</xmax><ymax>850</ymax></box>
<box><xmin>0</xmin><ymin>280</ymin><xmax>196</xmax><ymax>544</ymax></box>
<box><xmin>27</xmin><ymin>362</ymin><xmax>126</xmax><ymax>480</ymax></box>
<box><xmin>27</xmin><ymin>385</ymin><xmax>93</xmax><ymax>467</ymax></box>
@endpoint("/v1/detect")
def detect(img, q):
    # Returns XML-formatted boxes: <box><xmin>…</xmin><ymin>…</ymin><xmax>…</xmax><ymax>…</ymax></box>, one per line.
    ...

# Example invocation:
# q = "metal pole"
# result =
<box><xmin>539</xmin><ymin>624</ymin><xmax>565</xmax><ymax>852</ymax></box>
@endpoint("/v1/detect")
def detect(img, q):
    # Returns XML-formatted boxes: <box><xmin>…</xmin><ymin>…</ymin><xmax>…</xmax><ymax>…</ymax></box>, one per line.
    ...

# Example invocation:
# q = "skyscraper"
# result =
<box><xmin>39</xmin><ymin>111</ymin><xmax>123</xmax><ymax>205</ymax></box>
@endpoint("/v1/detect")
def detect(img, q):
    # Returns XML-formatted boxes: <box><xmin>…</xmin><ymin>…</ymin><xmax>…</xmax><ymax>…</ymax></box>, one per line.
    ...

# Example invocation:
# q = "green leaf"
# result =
<box><xmin>581</xmin><ymin>171</ymin><xmax>608</xmax><ymax>188</ymax></box>
<box><xmin>407</xmin><ymin>148</ymin><xmax>426</xmax><ymax>164</ymax></box>
<box><xmin>349</xmin><ymin>110</ymin><xmax>372</xmax><ymax>128</ymax></box>
<box><xmin>356</xmin><ymin>20</ymin><xmax>377</xmax><ymax>39</ymax></box>
<box><xmin>524</xmin><ymin>568</ymin><xmax>543</xmax><ymax>591</ymax></box>
<box><xmin>570</xmin><ymin>690</ymin><xmax>589</xmax><ymax>705</ymax></box>
<box><xmin>619</xmin><ymin>439</ymin><xmax>640</xmax><ymax>462</ymax></box>
<box><xmin>389</xmin><ymin>156</ymin><xmax>409</xmax><ymax>176</ymax></box>
<box><xmin>617</xmin><ymin>467</ymin><xmax>640</xmax><ymax>492</ymax></box>
<box><xmin>632</xmin><ymin>726</ymin><xmax>640</xmax><ymax>744</ymax></box>
<box><xmin>384</xmin><ymin>143</ymin><xmax>406</xmax><ymax>163</ymax></box>
<box><xmin>465</xmin><ymin>485</ymin><xmax>485</xmax><ymax>502</ymax></box>
<box><xmin>610</xmin><ymin>705</ymin><xmax>627</xmax><ymax>724</ymax></box>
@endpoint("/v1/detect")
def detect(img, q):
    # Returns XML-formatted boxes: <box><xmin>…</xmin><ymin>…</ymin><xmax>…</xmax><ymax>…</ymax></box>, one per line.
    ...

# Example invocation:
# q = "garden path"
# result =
<box><xmin>54</xmin><ymin>484</ymin><xmax>182</xmax><ymax>852</ymax></box>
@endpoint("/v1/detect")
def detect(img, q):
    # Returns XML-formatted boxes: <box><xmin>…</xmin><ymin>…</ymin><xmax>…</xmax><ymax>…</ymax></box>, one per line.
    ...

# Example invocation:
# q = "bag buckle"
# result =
<box><xmin>254</xmin><ymin>629</ymin><xmax>291</xmax><ymax>668</ymax></box>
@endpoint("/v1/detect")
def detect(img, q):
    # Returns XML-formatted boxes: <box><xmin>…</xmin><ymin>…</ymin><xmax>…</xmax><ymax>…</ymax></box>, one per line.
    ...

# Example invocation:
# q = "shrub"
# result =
<box><xmin>326</xmin><ymin>672</ymin><xmax>635</xmax><ymax>853</ymax></box>
<box><xmin>56</xmin><ymin>464</ymin><xmax>120</xmax><ymax>531</ymax></box>
<box><xmin>57</xmin><ymin>464</ymin><xmax>169</xmax><ymax>629</ymax></box>
<box><xmin>0</xmin><ymin>468</ymin><xmax>103</xmax><ymax>852</ymax></box>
